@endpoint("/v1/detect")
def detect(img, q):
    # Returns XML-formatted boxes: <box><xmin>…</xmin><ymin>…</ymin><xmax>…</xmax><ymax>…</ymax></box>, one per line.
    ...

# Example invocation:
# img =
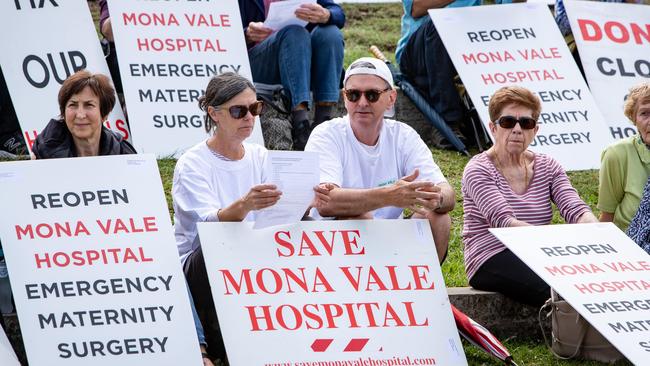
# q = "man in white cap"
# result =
<box><xmin>306</xmin><ymin>57</ymin><xmax>454</xmax><ymax>263</ymax></box>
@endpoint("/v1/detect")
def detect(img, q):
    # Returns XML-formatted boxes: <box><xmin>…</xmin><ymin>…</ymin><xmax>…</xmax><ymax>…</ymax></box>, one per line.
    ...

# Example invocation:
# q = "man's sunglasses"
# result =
<box><xmin>344</xmin><ymin>88</ymin><xmax>391</xmax><ymax>103</ymax></box>
<box><xmin>495</xmin><ymin>115</ymin><xmax>537</xmax><ymax>130</ymax></box>
<box><xmin>220</xmin><ymin>101</ymin><xmax>264</xmax><ymax>119</ymax></box>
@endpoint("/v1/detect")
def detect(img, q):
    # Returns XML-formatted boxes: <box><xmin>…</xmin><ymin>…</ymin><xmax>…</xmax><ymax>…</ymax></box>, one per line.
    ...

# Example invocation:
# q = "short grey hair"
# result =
<box><xmin>198</xmin><ymin>72</ymin><xmax>255</xmax><ymax>133</ymax></box>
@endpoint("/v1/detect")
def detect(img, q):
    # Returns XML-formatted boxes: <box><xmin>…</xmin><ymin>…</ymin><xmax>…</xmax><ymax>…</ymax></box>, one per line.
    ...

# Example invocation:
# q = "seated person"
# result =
<box><xmin>0</xmin><ymin>67</ymin><xmax>27</xmax><ymax>156</ymax></box>
<box><xmin>173</xmin><ymin>72</ymin><xmax>281</xmax><ymax>361</ymax></box>
<box><xmin>397</xmin><ymin>0</ymin><xmax>514</xmax><ymax>148</ymax></box>
<box><xmin>627</xmin><ymin>176</ymin><xmax>650</xmax><ymax>253</ymax></box>
<box><xmin>307</xmin><ymin>57</ymin><xmax>455</xmax><ymax>263</ymax></box>
<box><xmin>598</xmin><ymin>82</ymin><xmax>650</xmax><ymax>231</ymax></box>
<box><xmin>462</xmin><ymin>85</ymin><xmax>598</xmax><ymax>307</ymax></box>
<box><xmin>31</xmin><ymin>70</ymin><xmax>213</xmax><ymax>366</ymax></box>
<box><xmin>239</xmin><ymin>0</ymin><xmax>345</xmax><ymax>150</ymax></box>
<box><xmin>98</xmin><ymin>0</ymin><xmax>123</xmax><ymax>94</ymax></box>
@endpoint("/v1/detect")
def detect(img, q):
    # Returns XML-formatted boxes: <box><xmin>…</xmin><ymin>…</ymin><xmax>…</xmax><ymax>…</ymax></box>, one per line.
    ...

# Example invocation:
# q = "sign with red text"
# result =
<box><xmin>107</xmin><ymin>0</ymin><xmax>263</xmax><ymax>157</ymax></box>
<box><xmin>565</xmin><ymin>1</ymin><xmax>650</xmax><ymax>140</ymax></box>
<box><xmin>0</xmin><ymin>155</ymin><xmax>202</xmax><ymax>365</ymax></box>
<box><xmin>490</xmin><ymin>223</ymin><xmax>650</xmax><ymax>364</ymax></box>
<box><xmin>0</xmin><ymin>0</ymin><xmax>128</xmax><ymax>154</ymax></box>
<box><xmin>430</xmin><ymin>3</ymin><xmax>612</xmax><ymax>171</ymax></box>
<box><xmin>0</xmin><ymin>326</ymin><xmax>19</xmax><ymax>366</ymax></box>
<box><xmin>198</xmin><ymin>220</ymin><xmax>467</xmax><ymax>365</ymax></box>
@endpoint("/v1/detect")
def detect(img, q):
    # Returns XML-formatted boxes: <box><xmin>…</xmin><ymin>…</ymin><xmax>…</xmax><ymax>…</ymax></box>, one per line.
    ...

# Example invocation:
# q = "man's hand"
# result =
<box><xmin>388</xmin><ymin>169</ymin><xmax>439</xmax><ymax>210</ymax></box>
<box><xmin>312</xmin><ymin>183</ymin><xmax>336</xmax><ymax>209</ymax></box>
<box><xmin>245</xmin><ymin>22</ymin><xmax>273</xmax><ymax>43</ymax></box>
<box><xmin>295</xmin><ymin>3</ymin><xmax>331</xmax><ymax>24</ymax></box>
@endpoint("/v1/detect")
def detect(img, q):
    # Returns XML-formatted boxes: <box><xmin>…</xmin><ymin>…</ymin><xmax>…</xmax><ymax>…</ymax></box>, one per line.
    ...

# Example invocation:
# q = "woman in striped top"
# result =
<box><xmin>461</xmin><ymin>86</ymin><xmax>598</xmax><ymax>307</ymax></box>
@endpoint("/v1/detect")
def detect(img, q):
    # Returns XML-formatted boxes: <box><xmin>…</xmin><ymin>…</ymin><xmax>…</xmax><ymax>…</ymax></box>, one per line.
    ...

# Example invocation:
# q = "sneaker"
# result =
<box><xmin>292</xmin><ymin>120</ymin><xmax>311</xmax><ymax>151</ymax></box>
<box><xmin>430</xmin><ymin>127</ymin><xmax>453</xmax><ymax>150</ymax></box>
<box><xmin>0</xmin><ymin>131</ymin><xmax>27</xmax><ymax>156</ymax></box>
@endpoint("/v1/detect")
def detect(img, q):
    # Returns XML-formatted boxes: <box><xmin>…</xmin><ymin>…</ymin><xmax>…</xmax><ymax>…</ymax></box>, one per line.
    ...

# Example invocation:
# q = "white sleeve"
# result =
<box><xmin>403</xmin><ymin>127</ymin><xmax>446</xmax><ymax>184</ymax></box>
<box><xmin>305</xmin><ymin>125</ymin><xmax>343</xmax><ymax>187</ymax></box>
<box><xmin>172</xmin><ymin>159</ymin><xmax>221</xmax><ymax>225</ymax></box>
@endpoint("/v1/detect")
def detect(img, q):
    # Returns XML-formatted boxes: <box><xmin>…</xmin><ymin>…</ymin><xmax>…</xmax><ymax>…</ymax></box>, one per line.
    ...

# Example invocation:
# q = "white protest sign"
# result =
<box><xmin>0</xmin><ymin>326</ymin><xmax>19</xmax><ymax>366</ymax></box>
<box><xmin>198</xmin><ymin>220</ymin><xmax>467</xmax><ymax>365</ymax></box>
<box><xmin>490</xmin><ymin>223</ymin><xmax>650</xmax><ymax>364</ymax></box>
<box><xmin>0</xmin><ymin>0</ymin><xmax>128</xmax><ymax>154</ymax></box>
<box><xmin>565</xmin><ymin>1</ymin><xmax>650</xmax><ymax>141</ymax></box>
<box><xmin>107</xmin><ymin>0</ymin><xmax>263</xmax><ymax>157</ymax></box>
<box><xmin>430</xmin><ymin>3</ymin><xmax>612</xmax><ymax>171</ymax></box>
<box><xmin>0</xmin><ymin>155</ymin><xmax>201</xmax><ymax>365</ymax></box>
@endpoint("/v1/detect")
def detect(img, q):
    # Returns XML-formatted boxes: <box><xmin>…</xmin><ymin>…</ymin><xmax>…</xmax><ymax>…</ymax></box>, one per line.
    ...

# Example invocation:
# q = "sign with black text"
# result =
<box><xmin>107</xmin><ymin>0</ymin><xmax>263</xmax><ymax>157</ymax></box>
<box><xmin>430</xmin><ymin>3</ymin><xmax>612</xmax><ymax>171</ymax></box>
<box><xmin>565</xmin><ymin>1</ymin><xmax>650</xmax><ymax>140</ymax></box>
<box><xmin>0</xmin><ymin>155</ymin><xmax>202</xmax><ymax>365</ymax></box>
<box><xmin>491</xmin><ymin>223</ymin><xmax>650</xmax><ymax>365</ymax></box>
<box><xmin>0</xmin><ymin>0</ymin><xmax>128</xmax><ymax>154</ymax></box>
<box><xmin>198</xmin><ymin>220</ymin><xmax>467</xmax><ymax>365</ymax></box>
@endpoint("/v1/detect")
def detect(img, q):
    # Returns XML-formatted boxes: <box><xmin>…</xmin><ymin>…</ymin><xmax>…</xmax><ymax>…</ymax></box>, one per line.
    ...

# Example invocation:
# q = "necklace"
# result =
<box><xmin>490</xmin><ymin>151</ymin><xmax>529</xmax><ymax>191</ymax></box>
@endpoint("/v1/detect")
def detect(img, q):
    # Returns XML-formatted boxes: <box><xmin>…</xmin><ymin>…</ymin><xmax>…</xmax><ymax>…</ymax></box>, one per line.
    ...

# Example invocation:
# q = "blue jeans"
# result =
<box><xmin>249</xmin><ymin>24</ymin><xmax>344</xmax><ymax>109</ymax></box>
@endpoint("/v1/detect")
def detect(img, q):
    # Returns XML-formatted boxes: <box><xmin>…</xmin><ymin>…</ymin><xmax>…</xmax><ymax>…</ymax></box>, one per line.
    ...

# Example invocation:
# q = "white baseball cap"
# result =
<box><xmin>343</xmin><ymin>57</ymin><xmax>394</xmax><ymax>88</ymax></box>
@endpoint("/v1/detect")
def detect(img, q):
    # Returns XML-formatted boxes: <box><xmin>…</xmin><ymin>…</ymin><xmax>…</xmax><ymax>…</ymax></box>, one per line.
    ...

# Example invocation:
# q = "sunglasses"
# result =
<box><xmin>344</xmin><ymin>88</ymin><xmax>391</xmax><ymax>103</ymax></box>
<box><xmin>220</xmin><ymin>101</ymin><xmax>264</xmax><ymax>119</ymax></box>
<box><xmin>495</xmin><ymin>115</ymin><xmax>537</xmax><ymax>130</ymax></box>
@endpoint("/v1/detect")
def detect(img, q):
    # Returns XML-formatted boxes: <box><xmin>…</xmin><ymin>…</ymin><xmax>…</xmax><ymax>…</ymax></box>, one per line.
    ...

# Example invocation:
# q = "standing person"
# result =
<box><xmin>32</xmin><ymin>70</ymin><xmax>213</xmax><ymax>366</ymax></box>
<box><xmin>396</xmin><ymin>0</ymin><xmax>514</xmax><ymax>148</ymax></box>
<box><xmin>307</xmin><ymin>57</ymin><xmax>455</xmax><ymax>263</ymax></box>
<box><xmin>598</xmin><ymin>82</ymin><xmax>650</xmax><ymax>231</ymax></box>
<box><xmin>238</xmin><ymin>0</ymin><xmax>345</xmax><ymax>150</ymax></box>
<box><xmin>462</xmin><ymin>86</ymin><xmax>598</xmax><ymax>307</ymax></box>
<box><xmin>173</xmin><ymin>72</ymin><xmax>282</xmax><ymax>361</ymax></box>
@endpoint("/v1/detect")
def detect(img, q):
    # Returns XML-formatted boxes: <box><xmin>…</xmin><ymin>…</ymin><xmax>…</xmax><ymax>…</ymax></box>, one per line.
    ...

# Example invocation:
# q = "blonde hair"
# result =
<box><xmin>623</xmin><ymin>82</ymin><xmax>650</xmax><ymax>126</ymax></box>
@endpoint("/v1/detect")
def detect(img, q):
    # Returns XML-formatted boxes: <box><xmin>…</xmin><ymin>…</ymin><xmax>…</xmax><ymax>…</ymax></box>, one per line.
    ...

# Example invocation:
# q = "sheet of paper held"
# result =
<box><xmin>253</xmin><ymin>150</ymin><xmax>319</xmax><ymax>229</ymax></box>
<box><xmin>263</xmin><ymin>0</ymin><xmax>317</xmax><ymax>31</ymax></box>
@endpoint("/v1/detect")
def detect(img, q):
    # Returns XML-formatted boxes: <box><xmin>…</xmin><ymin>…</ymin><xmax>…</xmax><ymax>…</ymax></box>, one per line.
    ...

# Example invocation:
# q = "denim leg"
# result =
<box><xmin>399</xmin><ymin>18</ymin><xmax>463</xmax><ymax>122</ymax></box>
<box><xmin>186</xmin><ymin>281</ymin><xmax>206</xmax><ymax>346</ymax></box>
<box><xmin>248</xmin><ymin>25</ymin><xmax>311</xmax><ymax>109</ymax></box>
<box><xmin>310</xmin><ymin>25</ymin><xmax>344</xmax><ymax>103</ymax></box>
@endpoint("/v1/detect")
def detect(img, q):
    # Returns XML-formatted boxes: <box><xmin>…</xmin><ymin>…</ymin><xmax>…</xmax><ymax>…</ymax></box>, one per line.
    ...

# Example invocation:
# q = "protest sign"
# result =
<box><xmin>0</xmin><ymin>326</ymin><xmax>19</xmax><ymax>366</ymax></box>
<box><xmin>565</xmin><ymin>1</ymin><xmax>650</xmax><ymax>140</ymax></box>
<box><xmin>0</xmin><ymin>0</ymin><xmax>128</xmax><ymax>154</ymax></box>
<box><xmin>490</xmin><ymin>223</ymin><xmax>650</xmax><ymax>365</ymax></box>
<box><xmin>198</xmin><ymin>220</ymin><xmax>467</xmax><ymax>365</ymax></box>
<box><xmin>107</xmin><ymin>0</ymin><xmax>263</xmax><ymax>157</ymax></box>
<box><xmin>429</xmin><ymin>3</ymin><xmax>612</xmax><ymax>171</ymax></box>
<box><xmin>0</xmin><ymin>155</ymin><xmax>202</xmax><ymax>365</ymax></box>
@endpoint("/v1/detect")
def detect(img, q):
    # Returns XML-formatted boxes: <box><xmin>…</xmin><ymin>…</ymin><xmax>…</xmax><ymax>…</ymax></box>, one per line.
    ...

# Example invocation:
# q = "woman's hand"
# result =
<box><xmin>245</xmin><ymin>22</ymin><xmax>273</xmax><ymax>43</ymax></box>
<box><xmin>295</xmin><ymin>3</ymin><xmax>331</xmax><ymax>24</ymax></box>
<box><xmin>242</xmin><ymin>184</ymin><xmax>282</xmax><ymax>211</ymax></box>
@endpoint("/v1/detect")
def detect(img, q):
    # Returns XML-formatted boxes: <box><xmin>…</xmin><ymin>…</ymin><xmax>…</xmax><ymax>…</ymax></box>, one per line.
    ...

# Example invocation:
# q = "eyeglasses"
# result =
<box><xmin>495</xmin><ymin>115</ymin><xmax>537</xmax><ymax>130</ymax></box>
<box><xmin>220</xmin><ymin>101</ymin><xmax>264</xmax><ymax>119</ymax></box>
<box><xmin>344</xmin><ymin>88</ymin><xmax>391</xmax><ymax>103</ymax></box>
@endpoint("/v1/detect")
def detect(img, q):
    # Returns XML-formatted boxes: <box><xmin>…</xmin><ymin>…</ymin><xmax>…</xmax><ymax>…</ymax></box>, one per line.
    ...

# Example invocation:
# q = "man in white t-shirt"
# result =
<box><xmin>306</xmin><ymin>57</ymin><xmax>455</xmax><ymax>263</ymax></box>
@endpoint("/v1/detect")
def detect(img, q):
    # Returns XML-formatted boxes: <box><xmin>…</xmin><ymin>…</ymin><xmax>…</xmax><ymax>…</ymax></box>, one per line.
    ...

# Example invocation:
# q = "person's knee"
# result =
<box><xmin>276</xmin><ymin>24</ymin><xmax>310</xmax><ymax>45</ymax></box>
<box><xmin>311</xmin><ymin>25</ymin><xmax>344</xmax><ymax>46</ymax></box>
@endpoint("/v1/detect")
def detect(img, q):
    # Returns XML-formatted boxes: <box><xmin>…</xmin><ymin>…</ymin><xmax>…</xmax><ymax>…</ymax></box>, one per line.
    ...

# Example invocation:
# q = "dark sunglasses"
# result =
<box><xmin>344</xmin><ymin>88</ymin><xmax>391</xmax><ymax>103</ymax></box>
<box><xmin>221</xmin><ymin>101</ymin><xmax>264</xmax><ymax>119</ymax></box>
<box><xmin>495</xmin><ymin>115</ymin><xmax>537</xmax><ymax>130</ymax></box>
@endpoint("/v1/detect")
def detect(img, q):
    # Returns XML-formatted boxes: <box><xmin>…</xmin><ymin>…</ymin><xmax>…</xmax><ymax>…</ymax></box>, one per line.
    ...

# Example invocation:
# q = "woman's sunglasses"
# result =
<box><xmin>495</xmin><ymin>115</ymin><xmax>537</xmax><ymax>130</ymax></box>
<box><xmin>344</xmin><ymin>88</ymin><xmax>391</xmax><ymax>103</ymax></box>
<box><xmin>221</xmin><ymin>101</ymin><xmax>264</xmax><ymax>119</ymax></box>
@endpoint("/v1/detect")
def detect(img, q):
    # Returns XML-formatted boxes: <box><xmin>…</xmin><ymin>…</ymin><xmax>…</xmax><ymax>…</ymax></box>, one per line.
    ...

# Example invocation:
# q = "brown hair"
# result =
<box><xmin>623</xmin><ymin>82</ymin><xmax>650</xmax><ymax>126</ymax></box>
<box><xmin>488</xmin><ymin>85</ymin><xmax>542</xmax><ymax>122</ymax></box>
<box><xmin>58</xmin><ymin>70</ymin><xmax>116</xmax><ymax>119</ymax></box>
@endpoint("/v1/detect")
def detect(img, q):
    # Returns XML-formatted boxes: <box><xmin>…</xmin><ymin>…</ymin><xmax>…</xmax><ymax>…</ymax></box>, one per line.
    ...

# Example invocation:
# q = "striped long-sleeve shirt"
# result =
<box><xmin>461</xmin><ymin>152</ymin><xmax>591</xmax><ymax>280</ymax></box>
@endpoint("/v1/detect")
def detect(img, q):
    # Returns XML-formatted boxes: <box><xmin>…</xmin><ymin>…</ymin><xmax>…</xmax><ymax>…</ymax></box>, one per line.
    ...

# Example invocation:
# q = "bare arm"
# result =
<box><xmin>217</xmin><ymin>184</ymin><xmax>281</xmax><ymax>222</ymax></box>
<box><xmin>411</xmin><ymin>0</ymin><xmax>455</xmax><ymax>18</ymax></box>
<box><xmin>101</xmin><ymin>17</ymin><xmax>114</xmax><ymax>42</ymax></box>
<box><xmin>578</xmin><ymin>211</ymin><xmax>599</xmax><ymax>223</ymax></box>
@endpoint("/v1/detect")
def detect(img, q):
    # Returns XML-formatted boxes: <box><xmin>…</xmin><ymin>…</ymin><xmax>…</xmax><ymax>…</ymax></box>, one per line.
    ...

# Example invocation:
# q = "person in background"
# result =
<box><xmin>598</xmin><ymin>82</ymin><xmax>650</xmax><ymax>231</ymax></box>
<box><xmin>308</xmin><ymin>57</ymin><xmax>455</xmax><ymax>263</ymax></box>
<box><xmin>238</xmin><ymin>0</ymin><xmax>345</xmax><ymax>150</ymax></box>
<box><xmin>31</xmin><ymin>70</ymin><xmax>213</xmax><ymax>366</ymax></box>
<box><xmin>396</xmin><ymin>0</ymin><xmax>515</xmax><ymax>149</ymax></box>
<box><xmin>462</xmin><ymin>86</ymin><xmax>598</xmax><ymax>307</ymax></box>
<box><xmin>627</xmin><ymin>176</ymin><xmax>650</xmax><ymax>253</ymax></box>
<box><xmin>174</xmin><ymin>72</ymin><xmax>281</xmax><ymax>361</ymax></box>
<box><xmin>0</xmin><ymin>67</ymin><xmax>27</xmax><ymax>157</ymax></box>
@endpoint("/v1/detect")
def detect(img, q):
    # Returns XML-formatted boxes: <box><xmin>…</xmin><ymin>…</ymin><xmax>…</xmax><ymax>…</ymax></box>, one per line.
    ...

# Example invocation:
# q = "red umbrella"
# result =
<box><xmin>451</xmin><ymin>305</ymin><xmax>519</xmax><ymax>366</ymax></box>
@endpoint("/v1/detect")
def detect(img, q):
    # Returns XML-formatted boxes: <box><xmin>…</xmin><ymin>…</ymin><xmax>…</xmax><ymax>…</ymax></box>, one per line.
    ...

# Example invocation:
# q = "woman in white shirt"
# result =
<box><xmin>173</xmin><ymin>72</ymin><xmax>281</xmax><ymax>361</ymax></box>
